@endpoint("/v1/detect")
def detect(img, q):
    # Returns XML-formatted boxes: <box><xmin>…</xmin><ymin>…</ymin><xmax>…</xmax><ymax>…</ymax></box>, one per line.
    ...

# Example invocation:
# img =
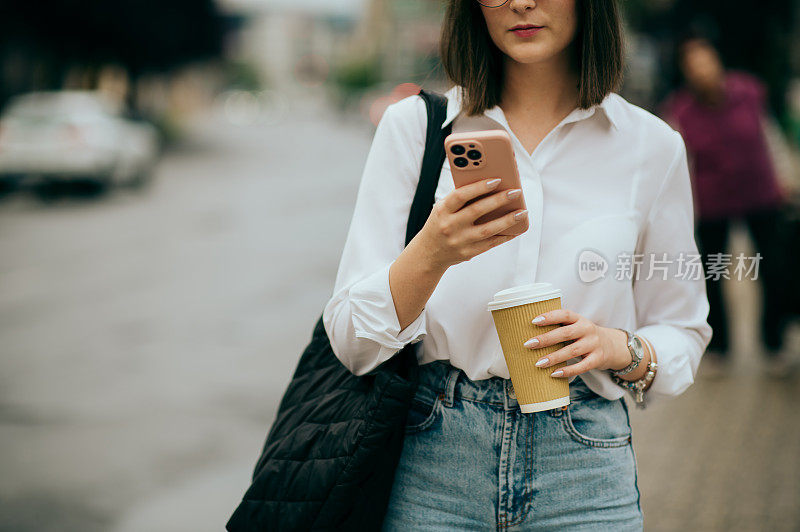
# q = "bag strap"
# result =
<box><xmin>405</xmin><ymin>89</ymin><xmax>453</xmax><ymax>246</ymax></box>
<box><xmin>389</xmin><ymin>89</ymin><xmax>452</xmax><ymax>376</ymax></box>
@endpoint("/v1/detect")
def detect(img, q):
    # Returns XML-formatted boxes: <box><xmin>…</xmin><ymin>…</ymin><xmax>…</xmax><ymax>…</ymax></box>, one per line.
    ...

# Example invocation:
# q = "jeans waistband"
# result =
<box><xmin>415</xmin><ymin>359</ymin><xmax>595</xmax><ymax>412</ymax></box>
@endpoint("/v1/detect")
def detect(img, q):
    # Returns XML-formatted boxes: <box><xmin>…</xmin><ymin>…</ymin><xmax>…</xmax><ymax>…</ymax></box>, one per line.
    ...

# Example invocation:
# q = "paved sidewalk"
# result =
<box><xmin>629</xmin><ymin>224</ymin><xmax>800</xmax><ymax>531</ymax></box>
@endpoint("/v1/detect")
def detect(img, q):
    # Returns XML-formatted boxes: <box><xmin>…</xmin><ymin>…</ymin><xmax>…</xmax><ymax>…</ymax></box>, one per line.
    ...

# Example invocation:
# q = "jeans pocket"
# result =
<box><xmin>404</xmin><ymin>386</ymin><xmax>442</xmax><ymax>435</ymax></box>
<box><xmin>561</xmin><ymin>394</ymin><xmax>632</xmax><ymax>448</ymax></box>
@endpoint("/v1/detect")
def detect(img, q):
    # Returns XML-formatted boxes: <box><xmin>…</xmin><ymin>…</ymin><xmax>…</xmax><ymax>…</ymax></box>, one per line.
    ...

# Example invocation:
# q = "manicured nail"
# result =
<box><xmin>532</xmin><ymin>316</ymin><xmax>545</xmax><ymax>324</ymax></box>
<box><xmin>506</xmin><ymin>189</ymin><xmax>521</xmax><ymax>199</ymax></box>
<box><xmin>514</xmin><ymin>209</ymin><xmax>528</xmax><ymax>220</ymax></box>
<box><xmin>524</xmin><ymin>338</ymin><xmax>539</xmax><ymax>348</ymax></box>
<box><xmin>486</xmin><ymin>178</ymin><xmax>502</xmax><ymax>188</ymax></box>
<box><xmin>535</xmin><ymin>357</ymin><xmax>548</xmax><ymax>367</ymax></box>
<box><xmin>551</xmin><ymin>370</ymin><xmax>564</xmax><ymax>377</ymax></box>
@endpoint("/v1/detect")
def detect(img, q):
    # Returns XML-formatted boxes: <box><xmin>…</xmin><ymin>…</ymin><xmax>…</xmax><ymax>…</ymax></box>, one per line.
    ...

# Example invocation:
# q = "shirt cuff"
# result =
<box><xmin>348</xmin><ymin>262</ymin><xmax>428</xmax><ymax>358</ymax></box>
<box><xmin>633</xmin><ymin>324</ymin><xmax>698</xmax><ymax>408</ymax></box>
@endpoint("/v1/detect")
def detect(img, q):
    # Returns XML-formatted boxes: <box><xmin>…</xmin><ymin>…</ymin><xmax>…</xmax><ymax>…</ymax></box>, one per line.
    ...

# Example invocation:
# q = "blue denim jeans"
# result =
<box><xmin>382</xmin><ymin>360</ymin><xmax>643</xmax><ymax>531</ymax></box>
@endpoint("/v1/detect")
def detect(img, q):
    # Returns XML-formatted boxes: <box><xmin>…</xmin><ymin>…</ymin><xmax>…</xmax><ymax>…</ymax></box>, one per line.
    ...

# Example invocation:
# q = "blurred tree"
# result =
<box><xmin>329</xmin><ymin>54</ymin><xmax>382</xmax><ymax>111</ymax></box>
<box><xmin>0</xmin><ymin>0</ymin><xmax>227</xmax><ymax>112</ymax></box>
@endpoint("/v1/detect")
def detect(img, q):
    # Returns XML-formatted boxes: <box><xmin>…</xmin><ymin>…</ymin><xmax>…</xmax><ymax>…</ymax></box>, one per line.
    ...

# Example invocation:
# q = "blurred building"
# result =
<box><xmin>358</xmin><ymin>0</ymin><xmax>443</xmax><ymax>82</ymax></box>
<box><xmin>219</xmin><ymin>0</ymin><xmax>361</xmax><ymax>92</ymax></box>
<box><xmin>217</xmin><ymin>0</ymin><xmax>444</xmax><ymax>95</ymax></box>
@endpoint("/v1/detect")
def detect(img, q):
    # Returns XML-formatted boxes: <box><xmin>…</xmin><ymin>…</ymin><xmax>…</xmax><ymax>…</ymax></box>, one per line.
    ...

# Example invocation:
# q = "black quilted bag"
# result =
<box><xmin>226</xmin><ymin>89</ymin><xmax>453</xmax><ymax>531</ymax></box>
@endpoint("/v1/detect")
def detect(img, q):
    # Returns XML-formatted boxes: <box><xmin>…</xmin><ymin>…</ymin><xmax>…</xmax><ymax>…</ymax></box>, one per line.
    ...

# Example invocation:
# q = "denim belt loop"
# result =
<box><xmin>504</xmin><ymin>378</ymin><xmax>518</xmax><ymax>411</ymax></box>
<box><xmin>440</xmin><ymin>365</ymin><xmax>461</xmax><ymax>408</ymax></box>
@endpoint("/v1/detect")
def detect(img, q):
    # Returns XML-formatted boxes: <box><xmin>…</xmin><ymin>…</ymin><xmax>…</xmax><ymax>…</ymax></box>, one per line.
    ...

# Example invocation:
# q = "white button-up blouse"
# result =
<box><xmin>322</xmin><ymin>84</ymin><xmax>712</xmax><ymax>408</ymax></box>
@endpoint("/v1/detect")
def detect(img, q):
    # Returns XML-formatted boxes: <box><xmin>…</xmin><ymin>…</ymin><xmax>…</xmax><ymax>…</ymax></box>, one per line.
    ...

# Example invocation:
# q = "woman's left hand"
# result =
<box><xmin>523</xmin><ymin>309</ymin><xmax>631</xmax><ymax>378</ymax></box>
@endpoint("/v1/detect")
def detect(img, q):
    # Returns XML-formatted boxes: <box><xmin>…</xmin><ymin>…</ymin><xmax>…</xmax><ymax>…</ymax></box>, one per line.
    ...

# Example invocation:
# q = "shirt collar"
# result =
<box><xmin>440</xmin><ymin>84</ymin><xmax>621</xmax><ymax>131</ymax></box>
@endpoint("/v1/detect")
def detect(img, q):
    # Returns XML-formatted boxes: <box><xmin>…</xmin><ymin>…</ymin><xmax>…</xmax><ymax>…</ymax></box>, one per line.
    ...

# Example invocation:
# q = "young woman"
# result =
<box><xmin>323</xmin><ymin>0</ymin><xmax>712</xmax><ymax>529</ymax></box>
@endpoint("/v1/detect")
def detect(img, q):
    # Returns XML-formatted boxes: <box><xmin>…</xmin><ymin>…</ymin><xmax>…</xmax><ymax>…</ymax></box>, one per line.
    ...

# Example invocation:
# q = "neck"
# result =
<box><xmin>499</xmin><ymin>47</ymin><xmax>580</xmax><ymax>120</ymax></box>
<box><xmin>693</xmin><ymin>76</ymin><xmax>726</xmax><ymax>106</ymax></box>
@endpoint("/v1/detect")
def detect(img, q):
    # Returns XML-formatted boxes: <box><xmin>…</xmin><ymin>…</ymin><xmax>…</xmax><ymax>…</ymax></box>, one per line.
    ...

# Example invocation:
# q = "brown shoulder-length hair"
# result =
<box><xmin>439</xmin><ymin>0</ymin><xmax>625</xmax><ymax>115</ymax></box>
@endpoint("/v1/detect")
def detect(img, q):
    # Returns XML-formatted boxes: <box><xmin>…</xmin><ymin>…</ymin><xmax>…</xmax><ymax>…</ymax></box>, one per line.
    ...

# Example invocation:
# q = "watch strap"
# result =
<box><xmin>611</xmin><ymin>328</ymin><xmax>643</xmax><ymax>376</ymax></box>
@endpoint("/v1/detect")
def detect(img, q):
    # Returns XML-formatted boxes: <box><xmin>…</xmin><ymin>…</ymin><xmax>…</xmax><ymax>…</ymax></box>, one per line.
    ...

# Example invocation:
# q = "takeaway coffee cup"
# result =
<box><xmin>487</xmin><ymin>283</ymin><xmax>571</xmax><ymax>413</ymax></box>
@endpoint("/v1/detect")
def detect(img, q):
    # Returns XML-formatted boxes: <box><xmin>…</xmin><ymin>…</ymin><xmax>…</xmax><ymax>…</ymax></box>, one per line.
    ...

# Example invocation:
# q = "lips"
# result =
<box><xmin>510</xmin><ymin>25</ymin><xmax>544</xmax><ymax>37</ymax></box>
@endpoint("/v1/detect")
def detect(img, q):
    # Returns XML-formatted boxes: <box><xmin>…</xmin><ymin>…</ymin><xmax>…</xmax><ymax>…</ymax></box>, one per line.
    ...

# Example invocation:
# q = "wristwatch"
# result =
<box><xmin>611</xmin><ymin>328</ymin><xmax>643</xmax><ymax>376</ymax></box>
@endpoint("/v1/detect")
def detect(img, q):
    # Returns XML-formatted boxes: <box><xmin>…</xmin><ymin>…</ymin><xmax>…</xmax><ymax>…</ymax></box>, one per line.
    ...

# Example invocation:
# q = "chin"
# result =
<box><xmin>506</xmin><ymin>47</ymin><xmax>556</xmax><ymax>65</ymax></box>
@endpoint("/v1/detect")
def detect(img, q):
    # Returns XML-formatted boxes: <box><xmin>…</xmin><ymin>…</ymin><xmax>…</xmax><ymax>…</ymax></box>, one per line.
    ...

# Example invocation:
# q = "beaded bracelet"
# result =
<box><xmin>609</xmin><ymin>336</ymin><xmax>658</xmax><ymax>410</ymax></box>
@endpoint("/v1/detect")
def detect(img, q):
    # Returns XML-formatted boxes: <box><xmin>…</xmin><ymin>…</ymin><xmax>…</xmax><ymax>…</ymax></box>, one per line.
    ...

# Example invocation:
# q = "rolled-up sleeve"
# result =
<box><xmin>322</xmin><ymin>96</ymin><xmax>428</xmax><ymax>377</ymax></box>
<box><xmin>630</xmin><ymin>131</ymin><xmax>713</xmax><ymax>406</ymax></box>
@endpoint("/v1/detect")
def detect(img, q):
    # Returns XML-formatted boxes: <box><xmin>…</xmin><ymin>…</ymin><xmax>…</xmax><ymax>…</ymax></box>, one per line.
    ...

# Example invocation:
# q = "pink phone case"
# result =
<box><xmin>443</xmin><ymin>129</ymin><xmax>528</xmax><ymax>236</ymax></box>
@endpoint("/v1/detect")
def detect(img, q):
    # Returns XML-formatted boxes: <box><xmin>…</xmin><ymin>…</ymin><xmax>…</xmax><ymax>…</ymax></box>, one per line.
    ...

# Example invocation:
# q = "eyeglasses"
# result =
<box><xmin>476</xmin><ymin>0</ymin><xmax>510</xmax><ymax>6</ymax></box>
<box><xmin>476</xmin><ymin>0</ymin><xmax>511</xmax><ymax>7</ymax></box>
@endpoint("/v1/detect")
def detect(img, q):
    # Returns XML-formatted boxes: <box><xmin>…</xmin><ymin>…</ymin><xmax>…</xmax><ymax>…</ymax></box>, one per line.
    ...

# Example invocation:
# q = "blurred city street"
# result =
<box><xmin>1</xmin><ymin>93</ymin><xmax>799</xmax><ymax>532</ymax></box>
<box><xmin>0</xmin><ymin>94</ymin><xmax>372</xmax><ymax>531</ymax></box>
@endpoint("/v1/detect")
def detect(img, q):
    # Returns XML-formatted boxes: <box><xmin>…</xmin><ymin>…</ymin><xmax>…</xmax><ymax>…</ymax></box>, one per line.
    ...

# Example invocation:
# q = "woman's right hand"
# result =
<box><xmin>415</xmin><ymin>177</ymin><xmax>528</xmax><ymax>271</ymax></box>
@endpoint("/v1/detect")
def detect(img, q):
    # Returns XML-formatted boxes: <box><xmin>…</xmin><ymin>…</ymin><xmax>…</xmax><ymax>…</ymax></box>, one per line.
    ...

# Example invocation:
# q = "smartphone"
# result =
<box><xmin>443</xmin><ymin>129</ymin><xmax>528</xmax><ymax>236</ymax></box>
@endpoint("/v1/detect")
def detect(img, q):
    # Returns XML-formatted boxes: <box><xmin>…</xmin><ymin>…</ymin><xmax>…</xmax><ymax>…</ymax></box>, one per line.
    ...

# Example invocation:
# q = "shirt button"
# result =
<box><xmin>508</xmin><ymin>384</ymin><xmax>516</xmax><ymax>399</ymax></box>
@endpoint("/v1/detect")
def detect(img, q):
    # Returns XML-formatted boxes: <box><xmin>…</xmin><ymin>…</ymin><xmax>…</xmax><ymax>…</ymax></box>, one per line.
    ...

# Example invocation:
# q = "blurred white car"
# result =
<box><xmin>0</xmin><ymin>90</ymin><xmax>159</xmax><ymax>189</ymax></box>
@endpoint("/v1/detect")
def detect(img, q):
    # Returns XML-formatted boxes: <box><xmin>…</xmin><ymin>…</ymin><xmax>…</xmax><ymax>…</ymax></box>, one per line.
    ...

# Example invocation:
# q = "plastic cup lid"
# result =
<box><xmin>487</xmin><ymin>282</ymin><xmax>561</xmax><ymax>312</ymax></box>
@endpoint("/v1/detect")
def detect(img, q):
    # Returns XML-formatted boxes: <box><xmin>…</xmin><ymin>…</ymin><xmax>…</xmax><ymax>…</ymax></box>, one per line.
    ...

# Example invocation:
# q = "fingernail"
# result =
<box><xmin>551</xmin><ymin>370</ymin><xmax>564</xmax><ymax>377</ymax></box>
<box><xmin>524</xmin><ymin>338</ymin><xmax>539</xmax><ymax>348</ymax></box>
<box><xmin>506</xmin><ymin>189</ymin><xmax>521</xmax><ymax>199</ymax></box>
<box><xmin>486</xmin><ymin>178</ymin><xmax>502</xmax><ymax>188</ymax></box>
<box><xmin>535</xmin><ymin>357</ymin><xmax>548</xmax><ymax>367</ymax></box>
<box><xmin>514</xmin><ymin>209</ymin><xmax>528</xmax><ymax>220</ymax></box>
<box><xmin>532</xmin><ymin>316</ymin><xmax>544</xmax><ymax>324</ymax></box>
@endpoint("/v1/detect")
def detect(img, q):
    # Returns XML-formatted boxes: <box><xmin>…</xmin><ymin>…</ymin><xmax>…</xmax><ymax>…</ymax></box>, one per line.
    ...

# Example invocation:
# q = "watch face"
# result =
<box><xmin>631</xmin><ymin>335</ymin><xmax>643</xmax><ymax>358</ymax></box>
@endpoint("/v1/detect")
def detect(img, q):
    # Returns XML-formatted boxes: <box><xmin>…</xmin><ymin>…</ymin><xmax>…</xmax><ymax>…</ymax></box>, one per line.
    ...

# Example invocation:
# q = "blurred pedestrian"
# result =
<box><xmin>660</xmin><ymin>33</ymin><xmax>796</xmax><ymax>377</ymax></box>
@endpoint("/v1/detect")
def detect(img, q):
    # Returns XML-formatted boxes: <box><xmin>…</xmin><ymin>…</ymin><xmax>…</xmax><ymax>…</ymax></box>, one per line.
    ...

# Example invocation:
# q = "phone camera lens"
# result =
<box><xmin>450</xmin><ymin>144</ymin><xmax>465</xmax><ymax>155</ymax></box>
<box><xmin>454</xmin><ymin>157</ymin><xmax>468</xmax><ymax>168</ymax></box>
<box><xmin>467</xmin><ymin>149</ymin><xmax>482</xmax><ymax>160</ymax></box>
